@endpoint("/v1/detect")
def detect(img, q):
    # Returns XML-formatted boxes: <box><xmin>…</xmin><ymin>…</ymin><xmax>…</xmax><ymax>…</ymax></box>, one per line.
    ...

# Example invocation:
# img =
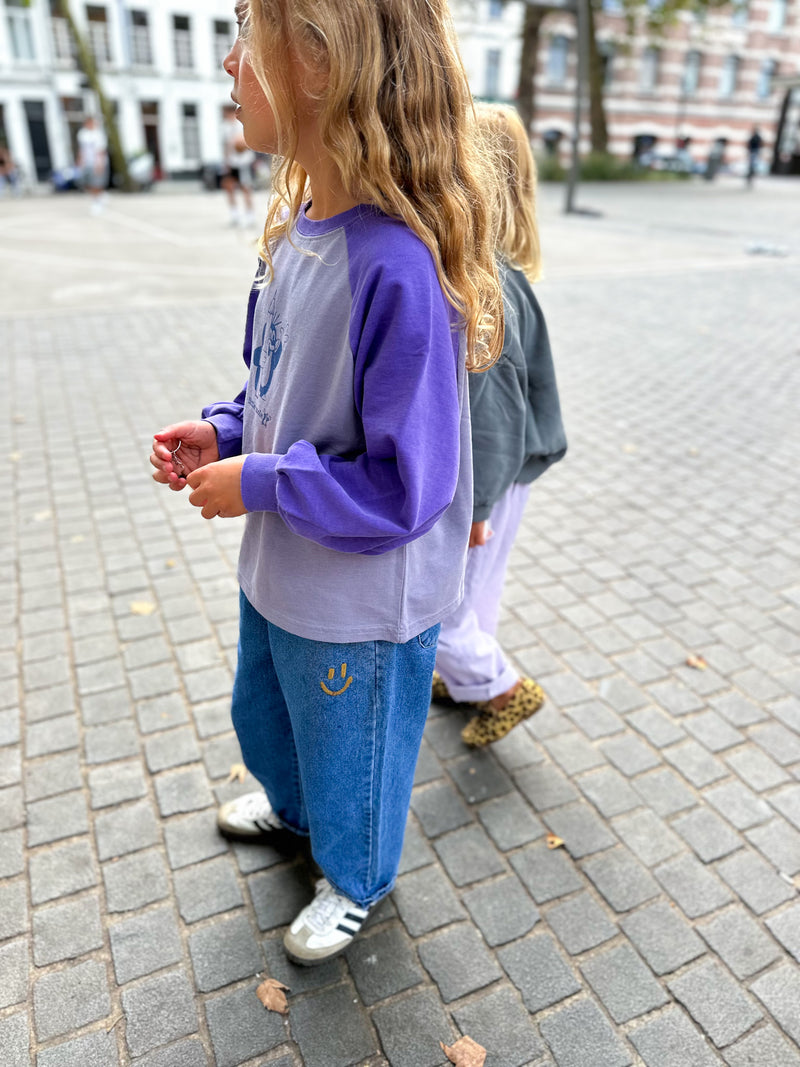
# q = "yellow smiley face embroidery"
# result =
<box><xmin>320</xmin><ymin>662</ymin><xmax>353</xmax><ymax>696</ymax></box>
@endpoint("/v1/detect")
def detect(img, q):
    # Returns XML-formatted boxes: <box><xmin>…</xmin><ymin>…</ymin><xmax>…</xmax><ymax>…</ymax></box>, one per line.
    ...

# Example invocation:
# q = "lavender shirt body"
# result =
<box><xmin>203</xmin><ymin>203</ymin><xmax>472</xmax><ymax>643</ymax></box>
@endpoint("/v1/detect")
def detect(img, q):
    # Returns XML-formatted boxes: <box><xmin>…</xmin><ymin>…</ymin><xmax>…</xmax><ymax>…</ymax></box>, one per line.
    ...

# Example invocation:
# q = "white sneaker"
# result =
<box><xmin>216</xmin><ymin>791</ymin><xmax>283</xmax><ymax>839</ymax></box>
<box><xmin>284</xmin><ymin>878</ymin><xmax>369</xmax><ymax>965</ymax></box>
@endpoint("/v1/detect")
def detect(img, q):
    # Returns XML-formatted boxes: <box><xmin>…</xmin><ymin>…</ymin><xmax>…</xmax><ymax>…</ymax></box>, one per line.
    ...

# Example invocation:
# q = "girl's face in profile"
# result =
<box><xmin>223</xmin><ymin>23</ymin><xmax>279</xmax><ymax>155</ymax></box>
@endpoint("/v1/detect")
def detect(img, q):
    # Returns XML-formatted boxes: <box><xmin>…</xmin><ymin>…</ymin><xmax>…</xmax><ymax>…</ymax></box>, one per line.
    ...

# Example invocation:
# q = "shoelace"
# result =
<box><xmin>306</xmin><ymin>879</ymin><xmax>353</xmax><ymax>933</ymax></box>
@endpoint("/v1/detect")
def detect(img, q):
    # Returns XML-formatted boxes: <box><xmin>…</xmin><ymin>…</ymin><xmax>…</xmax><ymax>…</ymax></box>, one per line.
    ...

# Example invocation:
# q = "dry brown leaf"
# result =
<box><xmin>256</xmin><ymin>977</ymin><xmax>290</xmax><ymax>1015</ymax></box>
<box><xmin>686</xmin><ymin>653</ymin><xmax>708</xmax><ymax>671</ymax></box>
<box><xmin>129</xmin><ymin>601</ymin><xmax>156</xmax><ymax>616</ymax></box>
<box><xmin>227</xmin><ymin>763</ymin><xmax>247</xmax><ymax>784</ymax></box>
<box><xmin>441</xmin><ymin>1037</ymin><xmax>487</xmax><ymax>1067</ymax></box>
<box><xmin>546</xmin><ymin>833</ymin><xmax>565</xmax><ymax>850</ymax></box>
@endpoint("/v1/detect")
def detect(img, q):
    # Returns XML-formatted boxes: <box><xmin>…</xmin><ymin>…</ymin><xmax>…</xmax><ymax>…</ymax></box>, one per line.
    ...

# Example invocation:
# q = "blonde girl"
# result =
<box><xmin>433</xmin><ymin>103</ymin><xmax>567</xmax><ymax>747</ymax></box>
<box><xmin>149</xmin><ymin>0</ymin><xmax>502</xmax><ymax>966</ymax></box>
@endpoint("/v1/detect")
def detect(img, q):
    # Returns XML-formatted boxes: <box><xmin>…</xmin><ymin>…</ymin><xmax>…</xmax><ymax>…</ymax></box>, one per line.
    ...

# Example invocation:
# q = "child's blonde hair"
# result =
<box><xmin>474</xmin><ymin>103</ymin><xmax>542</xmax><ymax>283</ymax></box>
<box><xmin>241</xmin><ymin>0</ymin><xmax>503</xmax><ymax>369</ymax></box>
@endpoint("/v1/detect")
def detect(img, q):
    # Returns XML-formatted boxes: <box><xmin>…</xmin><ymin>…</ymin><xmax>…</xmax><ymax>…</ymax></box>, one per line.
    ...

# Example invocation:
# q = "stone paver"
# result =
<box><xmin>6</xmin><ymin>183</ymin><xmax>800</xmax><ymax>1066</ymax></box>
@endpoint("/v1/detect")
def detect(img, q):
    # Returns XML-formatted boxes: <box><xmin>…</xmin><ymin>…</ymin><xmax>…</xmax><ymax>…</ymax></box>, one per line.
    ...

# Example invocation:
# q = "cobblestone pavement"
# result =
<box><xmin>2</xmin><ymin>180</ymin><xmax>800</xmax><ymax>1067</ymax></box>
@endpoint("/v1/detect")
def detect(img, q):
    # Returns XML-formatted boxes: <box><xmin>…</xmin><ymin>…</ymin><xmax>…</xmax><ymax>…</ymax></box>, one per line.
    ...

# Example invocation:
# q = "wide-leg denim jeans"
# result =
<box><xmin>231</xmin><ymin>591</ymin><xmax>439</xmax><ymax>908</ymax></box>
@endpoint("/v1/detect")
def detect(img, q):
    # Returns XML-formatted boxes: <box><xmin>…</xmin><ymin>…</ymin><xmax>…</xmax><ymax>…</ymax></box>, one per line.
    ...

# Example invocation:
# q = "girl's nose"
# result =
<box><xmin>223</xmin><ymin>40</ymin><xmax>239</xmax><ymax>77</ymax></box>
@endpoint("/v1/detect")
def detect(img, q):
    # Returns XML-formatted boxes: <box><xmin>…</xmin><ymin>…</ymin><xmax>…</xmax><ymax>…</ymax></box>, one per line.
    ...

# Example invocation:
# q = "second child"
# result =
<box><xmin>433</xmin><ymin>103</ymin><xmax>567</xmax><ymax>747</ymax></box>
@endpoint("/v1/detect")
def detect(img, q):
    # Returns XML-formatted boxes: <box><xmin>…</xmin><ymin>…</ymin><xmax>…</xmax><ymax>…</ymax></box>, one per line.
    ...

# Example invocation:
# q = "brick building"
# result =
<box><xmin>454</xmin><ymin>0</ymin><xmax>800</xmax><ymax>173</ymax></box>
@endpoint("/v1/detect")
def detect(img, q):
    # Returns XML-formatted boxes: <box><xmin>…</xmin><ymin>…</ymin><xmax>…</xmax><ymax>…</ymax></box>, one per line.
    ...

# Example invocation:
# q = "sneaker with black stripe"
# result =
<box><xmin>283</xmin><ymin>877</ymin><xmax>369</xmax><ymax>965</ymax></box>
<box><xmin>216</xmin><ymin>791</ymin><xmax>284</xmax><ymax>840</ymax></box>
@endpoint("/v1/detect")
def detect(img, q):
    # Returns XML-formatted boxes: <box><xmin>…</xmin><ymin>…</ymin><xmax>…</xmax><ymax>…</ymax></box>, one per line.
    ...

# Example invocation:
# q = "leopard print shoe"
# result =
<box><xmin>431</xmin><ymin>671</ymin><xmax>458</xmax><ymax>706</ymax></box>
<box><xmin>461</xmin><ymin>677</ymin><xmax>545</xmax><ymax>748</ymax></box>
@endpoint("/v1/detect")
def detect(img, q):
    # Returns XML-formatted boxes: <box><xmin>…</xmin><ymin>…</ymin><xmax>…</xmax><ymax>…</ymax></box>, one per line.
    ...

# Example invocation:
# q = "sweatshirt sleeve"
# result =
<box><xmin>240</xmin><ymin>244</ymin><xmax>462</xmax><ymax>555</ymax></box>
<box><xmin>201</xmin><ymin>388</ymin><xmax>246</xmax><ymax>459</ymax></box>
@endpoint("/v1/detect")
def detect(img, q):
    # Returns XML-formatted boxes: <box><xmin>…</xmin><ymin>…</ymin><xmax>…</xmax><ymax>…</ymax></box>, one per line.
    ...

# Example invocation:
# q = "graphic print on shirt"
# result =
<box><xmin>249</xmin><ymin>295</ymin><xmax>286</xmax><ymax>426</ymax></box>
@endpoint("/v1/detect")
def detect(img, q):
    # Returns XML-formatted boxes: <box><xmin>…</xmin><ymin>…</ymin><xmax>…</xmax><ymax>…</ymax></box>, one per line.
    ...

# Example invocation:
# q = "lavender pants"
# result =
<box><xmin>435</xmin><ymin>482</ymin><xmax>530</xmax><ymax>703</ymax></box>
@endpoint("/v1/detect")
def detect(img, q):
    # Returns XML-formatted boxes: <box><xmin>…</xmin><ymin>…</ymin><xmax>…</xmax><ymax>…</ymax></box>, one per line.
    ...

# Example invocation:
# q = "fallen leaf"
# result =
<box><xmin>9</xmin><ymin>452</ymin><xmax>21</xmax><ymax>462</ymax></box>
<box><xmin>546</xmin><ymin>833</ymin><xmax>565</xmax><ymax>850</ymax></box>
<box><xmin>441</xmin><ymin>1036</ymin><xmax>487</xmax><ymax>1067</ymax></box>
<box><xmin>165</xmin><ymin>559</ymin><xmax>176</xmax><ymax>569</ymax></box>
<box><xmin>70</xmin><ymin>534</ymin><xmax>85</xmax><ymax>544</ymax></box>
<box><xmin>13</xmin><ymin>414</ymin><xmax>25</xmax><ymax>424</ymax></box>
<box><xmin>686</xmin><ymin>653</ymin><xmax>707</xmax><ymax>671</ymax></box>
<box><xmin>129</xmin><ymin>601</ymin><xmax>157</xmax><ymax>616</ymax></box>
<box><xmin>256</xmin><ymin>977</ymin><xmax>290</xmax><ymax>1014</ymax></box>
<box><xmin>227</xmin><ymin>763</ymin><xmax>247</xmax><ymax>783</ymax></box>
<box><xmin>623</xmin><ymin>443</ymin><xmax>638</xmax><ymax>454</ymax></box>
<box><xmin>34</xmin><ymin>510</ymin><xmax>52</xmax><ymax>523</ymax></box>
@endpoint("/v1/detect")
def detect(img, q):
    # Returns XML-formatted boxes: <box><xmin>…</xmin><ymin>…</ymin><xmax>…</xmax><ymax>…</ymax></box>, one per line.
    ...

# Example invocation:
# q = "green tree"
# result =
<box><xmin>26</xmin><ymin>0</ymin><xmax>132</xmax><ymax>189</ymax></box>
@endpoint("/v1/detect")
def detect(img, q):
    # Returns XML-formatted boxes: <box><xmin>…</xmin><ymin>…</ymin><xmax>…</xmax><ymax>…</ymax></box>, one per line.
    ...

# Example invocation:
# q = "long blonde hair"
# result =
<box><xmin>241</xmin><ymin>0</ymin><xmax>503</xmax><ymax>369</ymax></box>
<box><xmin>474</xmin><ymin>103</ymin><xmax>542</xmax><ymax>283</ymax></box>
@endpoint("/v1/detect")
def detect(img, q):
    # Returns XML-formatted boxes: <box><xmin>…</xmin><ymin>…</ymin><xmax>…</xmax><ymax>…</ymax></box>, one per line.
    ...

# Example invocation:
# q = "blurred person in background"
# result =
<box><xmin>221</xmin><ymin>104</ymin><xmax>256</xmax><ymax>228</ymax></box>
<box><xmin>77</xmin><ymin>115</ymin><xmax>109</xmax><ymax>214</ymax></box>
<box><xmin>0</xmin><ymin>144</ymin><xmax>21</xmax><ymax>196</ymax></box>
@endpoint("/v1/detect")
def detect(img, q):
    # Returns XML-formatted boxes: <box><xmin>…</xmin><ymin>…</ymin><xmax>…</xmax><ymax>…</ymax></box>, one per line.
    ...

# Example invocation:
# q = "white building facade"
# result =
<box><xmin>0</xmin><ymin>0</ymin><xmax>238</xmax><ymax>182</ymax></box>
<box><xmin>2</xmin><ymin>0</ymin><xmax>798</xmax><ymax>183</ymax></box>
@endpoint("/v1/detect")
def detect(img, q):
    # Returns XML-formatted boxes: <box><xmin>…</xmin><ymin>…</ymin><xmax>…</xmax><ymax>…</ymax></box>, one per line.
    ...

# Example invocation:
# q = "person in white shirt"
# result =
<box><xmin>77</xmin><ymin>116</ymin><xmax>109</xmax><ymax>214</ymax></box>
<box><xmin>221</xmin><ymin>105</ymin><xmax>256</xmax><ymax>227</ymax></box>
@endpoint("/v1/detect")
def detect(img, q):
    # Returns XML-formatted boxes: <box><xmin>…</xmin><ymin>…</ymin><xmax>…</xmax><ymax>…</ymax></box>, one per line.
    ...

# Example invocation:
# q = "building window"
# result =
<box><xmin>173</xmin><ymin>14</ymin><xmax>193</xmax><ymax>69</ymax></box>
<box><xmin>767</xmin><ymin>0</ymin><xmax>787</xmax><ymax>31</ymax></box>
<box><xmin>6</xmin><ymin>0</ymin><xmax>36</xmax><ymax>61</ymax></box>
<box><xmin>213</xmin><ymin>19</ymin><xmax>232</xmax><ymax>66</ymax></box>
<box><xmin>129</xmin><ymin>9</ymin><xmax>152</xmax><ymax>66</ymax></box>
<box><xmin>86</xmin><ymin>5</ymin><xmax>112</xmax><ymax>64</ymax></box>
<box><xmin>682</xmin><ymin>50</ymin><xmax>702</xmax><ymax>95</ymax></box>
<box><xmin>181</xmin><ymin>103</ymin><xmax>201</xmax><ymax>161</ymax></box>
<box><xmin>599</xmin><ymin>40</ymin><xmax>615</xmax><ymax>88</ymax></box>
<box><xmin>718</xmin><ymin>54</ymin><xmax>739</xmax><ymax>97</ymax></box>
<box><xmin>49</xmin><ymin>0</ymin><xmax>75</xmax><ymax>62</ymax></box>
<box><xmin>640</xmin><ymin>46</ymin><xmax>659</xmax><ymax>92</ymax></box>
<box><xmin>484</xmin><ymin>48</ymin><xmax>501</xmax><ymax>98</ymax></box>
<box><xmin>547</xmin><ymin>35</ymin><xmax>569</xmax><ymax>85</ymax></box>
<box><xmin>488</xmin><ymin>0</ymin><xmax>503</xmax><ymax>16</ymax></box>
<box><xmin>757</xmin><ymin>58</ymin><xmax>777</xmax><ymax>98</ymax></box>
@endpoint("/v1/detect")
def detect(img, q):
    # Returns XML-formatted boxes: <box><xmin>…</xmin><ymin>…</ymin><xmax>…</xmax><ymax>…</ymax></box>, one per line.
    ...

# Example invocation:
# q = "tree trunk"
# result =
<box><xmin>516</xmin><ymin>4</ymin><xmax>549</xmax><ymax>141</ymax></box>
<box><xmin>59</xmin><ymin>0</ymin><xmax>133</xmax><ymax>190</ymax></box>
<box><xmin>586</xmin><ymin>0</ymin><xmax>609</xmax><ymax>153</ymax></box>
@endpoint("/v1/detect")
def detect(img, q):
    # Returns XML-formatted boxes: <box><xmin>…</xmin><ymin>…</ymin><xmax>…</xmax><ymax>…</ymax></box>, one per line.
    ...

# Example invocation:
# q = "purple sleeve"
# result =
<box><xmin>202</xmin><ymin>389</ymin><xmax>246</xmax><ymax>459</ymax></box>
<box><xmin>199</xmin><ymin>273</ymin><xmax>261</xmax><ymax>459</ymax></box>
<box><xmin>240</xmin><ymin>246</ymin><xmax>462</xmax><ymax>554</ymax></box>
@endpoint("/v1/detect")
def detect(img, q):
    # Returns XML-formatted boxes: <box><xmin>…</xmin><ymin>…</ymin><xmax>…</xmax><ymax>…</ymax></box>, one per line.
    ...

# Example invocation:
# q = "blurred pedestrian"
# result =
<box><xmin>77</xmin><ymin>115</ymin><xmax>109</xmax><ymax>214</ymax></box>
<box><xmin>0</xmin><ymin>144</ymin><xmax>20</xmax><ymax>196</ymax></box>
<box><xmin>432</xmin><ymin>103</ymin><xmax>567</xmax><ymax>748</ymax></box>
<box><xmin>221</xmin><ymin>103</ymin><xmax>256</xmax><ymax>227</ymax></box>
<box><xmin>746</xmin><ymin>127</ymin><xmax>764</xmax><ymax>187</ymax></box>
<box><xmin>149</xmin><ymin>0</ymin><xmax>502</xmax><ymax>965</ymax></box>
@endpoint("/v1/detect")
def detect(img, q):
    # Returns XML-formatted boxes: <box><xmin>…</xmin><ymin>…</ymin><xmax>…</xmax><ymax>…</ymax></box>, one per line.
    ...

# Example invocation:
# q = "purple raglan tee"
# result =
<box><xmin>202</xmin><ymin>203</ymin><xmax>472</xmax><ymax>643</ymax></box>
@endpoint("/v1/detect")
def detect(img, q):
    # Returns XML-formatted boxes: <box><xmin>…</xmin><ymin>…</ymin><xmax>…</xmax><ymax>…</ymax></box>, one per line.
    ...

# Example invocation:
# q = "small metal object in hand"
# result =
<box><xmin>170</xmin><ymin>441</ymin><xmax>186</xmax><ymax>477</ymax></box>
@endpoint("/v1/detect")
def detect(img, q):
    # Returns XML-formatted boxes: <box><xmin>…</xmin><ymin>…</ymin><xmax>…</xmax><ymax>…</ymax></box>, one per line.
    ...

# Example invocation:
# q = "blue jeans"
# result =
<box><xmin>231</xmin><ymin>591</ymin><xmax>439</xmax><ymax>908</ymax></box>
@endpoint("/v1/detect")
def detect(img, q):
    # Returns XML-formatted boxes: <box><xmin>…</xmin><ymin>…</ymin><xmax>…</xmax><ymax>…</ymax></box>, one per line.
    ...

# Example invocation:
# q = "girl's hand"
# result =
<box><xmin>151</xmin><ymin>421</ymin><xmax>220</xmax><ymax>491</ymax></box>
<box><xmin>469</xmin><ymin>521</ymin><xmax>491</xmax><ymax>548</ymax></box>
<box><xmin>187</xmin><ymin>456</ymin><xmax>247</xmax><ymax>519</ymax></box>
